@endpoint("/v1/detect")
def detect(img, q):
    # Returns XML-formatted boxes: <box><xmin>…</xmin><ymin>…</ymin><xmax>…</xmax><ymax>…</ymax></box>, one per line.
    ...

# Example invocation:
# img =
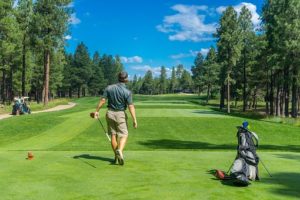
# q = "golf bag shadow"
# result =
<box><xmin>229</xmin><ymin>126</ymin><xmax>260</xmax><ymax>186</ymax></box>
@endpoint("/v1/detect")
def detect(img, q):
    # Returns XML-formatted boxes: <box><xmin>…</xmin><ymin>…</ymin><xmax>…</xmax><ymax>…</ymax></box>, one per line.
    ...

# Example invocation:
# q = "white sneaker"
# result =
<box><xmin>116</xmin><ymin>149</ymin><xmax>124</xmax><ymax>165</ymax></box>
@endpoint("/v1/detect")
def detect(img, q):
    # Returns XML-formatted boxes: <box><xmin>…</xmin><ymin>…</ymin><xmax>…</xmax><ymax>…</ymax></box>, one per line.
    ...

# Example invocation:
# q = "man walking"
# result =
<box><xmin>94</xmin><ymin>72</ymin><xmax>137</xmax><ymax>165</ymax></box>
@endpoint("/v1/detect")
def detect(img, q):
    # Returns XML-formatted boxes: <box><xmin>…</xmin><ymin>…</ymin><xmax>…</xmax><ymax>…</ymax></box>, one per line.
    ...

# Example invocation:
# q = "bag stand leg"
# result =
<box><xmin>260</xmin><ymin>158</ymin><xmax>272</xmax><ymax>177</ymax></box>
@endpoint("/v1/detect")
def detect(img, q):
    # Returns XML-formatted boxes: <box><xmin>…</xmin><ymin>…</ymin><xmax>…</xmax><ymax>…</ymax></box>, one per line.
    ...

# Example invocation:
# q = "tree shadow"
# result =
<box><xmin>139</xmin><ymin>139</ymin><xmax>235</xmax><ymax>150</ymax></box>
<box><xmin>210</xmin><ymin>107</ymin><xmax>265</xmax><ymax>120</ymax></box>
<box><xmin>275</xmin><ymin>153</ymin><xmax>300</xmax><ymax>162</ymax></box>
<box><xmin>139</xmin><ymin>139</ymin><xmax>300</xmax><ymax>152</ymax></box>
<box><xmin>263</xmin><ymin>172</ymin><xmax>300</xmax><ymax>198</ymax></box>
<box><xmin>259</xmin><ymin>145</ymin><xmax>300</xmax><ymax>152</ymax></box>
<box><xmin>73</xmin><ymin>154</ymin><xmax>115</xmax><ymax>168</ymax></box>
<box><xmin>192</xmin><ymin>110</ymin><xmax>226</xmax><ymax>115</ymax></box>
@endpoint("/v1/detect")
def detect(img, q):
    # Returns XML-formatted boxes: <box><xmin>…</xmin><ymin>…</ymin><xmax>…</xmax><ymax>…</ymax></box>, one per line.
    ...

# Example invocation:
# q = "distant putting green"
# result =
<box><xmin>0</xmin><ymin>95</ymin><xmax>299</xmax><ymax>200</ymax></box>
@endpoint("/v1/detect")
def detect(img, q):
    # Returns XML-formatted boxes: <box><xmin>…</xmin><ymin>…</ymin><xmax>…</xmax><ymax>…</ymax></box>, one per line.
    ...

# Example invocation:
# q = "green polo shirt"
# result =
<box><xmin>102</xmin><ymin>83</ymin><xmax>133</xmax><ymax>111</ymax></box>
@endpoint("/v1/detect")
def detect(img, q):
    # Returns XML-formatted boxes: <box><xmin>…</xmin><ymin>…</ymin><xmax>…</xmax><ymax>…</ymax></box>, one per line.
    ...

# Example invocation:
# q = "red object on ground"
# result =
<box><xmin>27</xmin><ymin>152</ymin><xmax>34</xmax><ymax>160</ymax></box>
<box><xmin>215</xmin><ymin>170</ymin><xmax>225</xmax><ymax>179</ymax></box>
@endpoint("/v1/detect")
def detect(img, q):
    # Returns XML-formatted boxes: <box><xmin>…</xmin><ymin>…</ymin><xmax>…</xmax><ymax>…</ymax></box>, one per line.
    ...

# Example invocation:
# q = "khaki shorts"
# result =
<box><xmin>106</xmin><ymin>110</ymin><xmax>128</xmax><ymax>137</ymax></box>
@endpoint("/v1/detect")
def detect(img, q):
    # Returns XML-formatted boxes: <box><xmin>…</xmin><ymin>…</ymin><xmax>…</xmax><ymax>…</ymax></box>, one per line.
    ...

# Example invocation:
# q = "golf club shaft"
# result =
<box><xmin>97</xmin><ymin>118</ymin><xmax>111</xmax><ymax>142</ymax></box>
<box><xmin>227</xmin><ymin>162</ymin><xmax>234</xmax><ymax>174</ymax></box>
<box><xmin>260</xmin><ymin>158</ymin><xmax>272</xmax><ymax>177</ymax></box>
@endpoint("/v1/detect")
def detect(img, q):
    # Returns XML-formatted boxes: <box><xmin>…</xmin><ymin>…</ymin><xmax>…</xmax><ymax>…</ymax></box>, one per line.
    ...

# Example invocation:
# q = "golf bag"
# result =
<box><xmin>230</xmin><ymin>126</ymin><xmax>260</xmax><ymax>186</ymax></box>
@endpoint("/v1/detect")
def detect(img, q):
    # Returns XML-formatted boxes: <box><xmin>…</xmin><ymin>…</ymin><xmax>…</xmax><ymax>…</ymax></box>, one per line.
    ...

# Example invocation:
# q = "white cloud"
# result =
<box><xmin>217</xmin><ymin>2</ymin><xmax>261</xmax><ymax>27</ymax></box>
<box><xmin>64</xmin><ymin>35</ymin><xmax>72</xmax><ymax>40</ymax></box>
<box><xmin>69</xmin><ymin>13</ymin><xmax>81</xmax><ymax>25</ymax></box>
<box><xmin>131</xmin><ymin>65</ymin><xmax>171</xmax><ymax>77</ymax></box>
<box><xmin>216</xmin><ymin>6</ymin><xmax>227</xmax><ymax>14</ymax></box>
<box><xmin>120</xmin><ymin>56</ymin><xmax>143</xmax><ymax>64</ymax></box>
<box><xmin>170</xmin><ymin>48</ymin><xmax>209</xmax><ymax>59</ymax></box>
<box><xmin>67</xmin><ymin>2</ymin><xmax>74</xmax><ymax>8</ymax></box>
<box><xmin>157</xmin><ymin>4</ymin><xmax>217</xmax><ymax>42</ymax></box>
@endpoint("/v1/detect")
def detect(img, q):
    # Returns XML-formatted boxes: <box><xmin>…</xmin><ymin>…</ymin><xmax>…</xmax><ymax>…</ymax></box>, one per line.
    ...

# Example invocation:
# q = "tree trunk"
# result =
<box><xmin>206</xmin><ymin>85</ymin><xmax>210</xmax><ymax>104</ymax></box>
<box><xmin>276</xmin><ymin>81</ymin><xmax>280</xmax><ymax>116</ymax></box>
<box><xmin>2</xmin><ymin>70</ymin><xmax>6</xmax><ymax>104</ymax></box>
<box><xmin>8</xmin><ymin>65</ymin><xmax>13</xmax><ymax>104</ymax></box>
<box><xmin>270</xmin><ymin>70</ymin><xmax>274</xmax><ymax>115</ymax></box>
<box><xmin>252</xmin><ymin>87</ymin><xmax>257</xmax><ymax>110</ymax></box>
<box><xmin>297</xmin><ymin>87</ymin><xmax>300</xmax><ymax>113</ymax></box>
<box><xmin>291</xmin><ymin>66</ymin><xmax>298</xmax><ymax>118</ymax></box>
<box><xmin>284</xmin><ymin>64</ymin><xmax>290</xmax><ymax>117</ymax></box>
<box><xmin>220</xmin><ymin>84</ymin><xmax>225</xmax><ymax>110</ymax></box>
<box><xmin>43</xmin><ymin>50</ymin><xmax>50</xmax><ymax>106</ymax></box>
<box><xmin>69</xmin><ymin>88</ymin><xmax>72</xmax><ymax>98</ymax></box>
<box><xmin>265</xmin><ymin>70</ymin><xmax>270</xmax><ymax>115</ymax></box>
<box><xmin>227</xmin><ymin>74</ymin><xmax>230</xmax><ymax>114</ymax></box>
<box><xmin>22</xmin><ymin>35</ymin><xmax>26</xmax><ymax>97</ymax></box>
<box><xmin>77</xmin><ymin>86</ymin><xmax>81</xmax><ymax>98</ymax></box>
<box><xmin>243</xmin><ymin>48</ymin><xmax>247</xmax><ymax>112</ymax></box>
<box><xmin>279</xmin><ymin>88</ymin><xmax>284</xmax><ymax>116</ymax></box>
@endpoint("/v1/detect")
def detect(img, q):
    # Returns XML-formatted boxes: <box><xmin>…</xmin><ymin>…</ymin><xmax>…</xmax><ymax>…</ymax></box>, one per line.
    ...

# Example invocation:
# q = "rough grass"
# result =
<box><xmin>0</xmin><ymin>95</ymin><xmax>299</xmax><ymax>200</ymax></box>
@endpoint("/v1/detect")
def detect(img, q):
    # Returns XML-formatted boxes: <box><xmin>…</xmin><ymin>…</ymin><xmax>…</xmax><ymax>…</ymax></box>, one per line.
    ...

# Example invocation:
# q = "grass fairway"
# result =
<box><xmin>0</xmin><ymin>95</ymin><xmax>299</xmax><ymax>200</ymax></box>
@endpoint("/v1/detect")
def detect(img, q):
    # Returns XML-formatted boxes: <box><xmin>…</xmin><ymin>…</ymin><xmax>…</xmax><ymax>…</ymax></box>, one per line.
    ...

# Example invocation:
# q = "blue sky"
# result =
<box><xmin>66</xmin><ymin>0</ymin><xmax>263</xmax><ymax>78</ymax></box>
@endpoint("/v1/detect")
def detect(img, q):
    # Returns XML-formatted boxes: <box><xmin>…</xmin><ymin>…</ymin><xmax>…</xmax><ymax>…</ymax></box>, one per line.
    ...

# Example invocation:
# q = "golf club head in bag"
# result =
<box><xmin>90</xmin><ymin>112</ymin><xmax>111</xmax><ymax>142</ymax></box>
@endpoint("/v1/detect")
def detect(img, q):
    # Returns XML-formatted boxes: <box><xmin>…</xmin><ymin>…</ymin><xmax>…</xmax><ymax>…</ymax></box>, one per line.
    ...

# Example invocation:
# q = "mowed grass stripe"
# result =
<box><xmin>136</xmin><ymin>108</ymin><xmax>232</xmax><ymax>118</ymax></box>
<box><xmin>0</xmin><ymin>151</ymin><xmax>299</xmax><ymax>200</ymax></box>
<box><xmin>0</xmin><ymin>111</ymin><xmax>94</xmax><ymax>151</ymax></box>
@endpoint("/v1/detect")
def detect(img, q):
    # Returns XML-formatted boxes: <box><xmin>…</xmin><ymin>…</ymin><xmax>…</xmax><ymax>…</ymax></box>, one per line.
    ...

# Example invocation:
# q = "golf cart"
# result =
<box><xmin>12</xmin><ymin>97</ymin><xmax>31</xmax><ymax>115</ymax></box>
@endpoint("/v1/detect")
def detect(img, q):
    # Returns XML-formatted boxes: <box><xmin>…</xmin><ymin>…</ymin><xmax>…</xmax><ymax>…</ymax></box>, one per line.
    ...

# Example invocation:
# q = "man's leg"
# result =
<box><xmin>115</xmin><ymin>111</ymin><xmax>128</xmax><ymax>165</ymax></box>
<box><xmin>118</xmin><ymin>135</ymin><xmax>128</xmax><ymax>153</ymax></box>
<box><xmin>115</xmin><ymin>135</ymin><xmax>128</xmax><ymax>165</ymax></box>
<box><xmin>106</xmin><ymin>111</ymin><xmax>118</xmax><ymax>163</ymax></box>
<box><xmin>111</xmin><ymin>134</ymin><xmax>118</xmax><ymax>164</ymax></box>
<box><xmin>111</xmin><ymin>134</ymin><xmax>118</xmax><ymax>152</ymax></box>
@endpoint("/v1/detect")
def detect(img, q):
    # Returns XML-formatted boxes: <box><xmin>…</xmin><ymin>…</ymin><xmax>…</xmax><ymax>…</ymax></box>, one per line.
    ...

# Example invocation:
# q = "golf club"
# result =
<box><xmin>97</xmin><ymin>117</ymin><xmax>111</xmax><ymax>142</ymax></box>
<box><xmin>90</xmin><ymin>112</ymin><xmax>111</xmax><ymax>142</ymax></box>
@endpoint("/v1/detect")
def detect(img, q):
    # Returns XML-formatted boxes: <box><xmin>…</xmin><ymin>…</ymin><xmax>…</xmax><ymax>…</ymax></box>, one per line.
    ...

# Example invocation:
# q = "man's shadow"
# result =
<box><xmin>73</xmin><ymin>154</ymin><xmax>115</xmax><ymax>168</ymax></box>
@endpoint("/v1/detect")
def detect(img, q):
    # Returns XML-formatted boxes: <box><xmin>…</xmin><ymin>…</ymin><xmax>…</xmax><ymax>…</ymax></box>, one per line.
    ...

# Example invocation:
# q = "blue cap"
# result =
<box><xmin>242</xmin><ymin>121</ymin><xmax>249</xmax><ymax>128</ymax></box>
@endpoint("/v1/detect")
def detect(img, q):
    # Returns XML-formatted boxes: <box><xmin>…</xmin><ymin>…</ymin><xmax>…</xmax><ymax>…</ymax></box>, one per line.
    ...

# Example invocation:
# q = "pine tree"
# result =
<box><xmin>215</xmin><ymin>6</ymin><xmax>242</xmax><ymax>113</ymax></box>
<box><xmin>140</xmin><ymin>70</ymin><xmax>154</xmax><ymax>94</ymax></box>
<box><xmin>88</xmin><ymin>51</ymin><xmax>106</xmax><ymax>96</ymax></box>
<box><xmin>169</xmin><ymin>67</ymin><xmax>177</xmax><ymax>93</ymax></box>
<box><xmin>15</xmin><ymin>0</ymin><xmax>33</xmax><ymax>97</ymax></box>
<box><xmin>159</xmin><ymin>66</ymin><xmax>167</xmax><ymax>94</ymax></box>
<box><xmin>238</xmin><ymin>6</ymin><xmax>256</xmax><ymax>111</ymax></box>
<box><xmin>0</xmin><ymin>0</ymin><xmax>22</xmax><ymax>103</ymax></box>
<box><xmin>31</xmin><ymin>0</ymin><xmax>71</xmax><ymax>105</ymax></box>
<box><xmin>203</xmin><ymin>47</ymin><xmax>219</xmax><ymax>104</ymax></box>
<box><xmin>191</xmin><ymin>53</ymin><xmax>204</xmax><ymax>95</ymax></box>
<box><xmin>180</xmin><ymin>70</ymin><xmax>192</xmax><ymax>92</ymax></box>
<box><xmin>72</xmin><ymin>42</ymin><xmax>92</xmax><ymax>97</ymax></box>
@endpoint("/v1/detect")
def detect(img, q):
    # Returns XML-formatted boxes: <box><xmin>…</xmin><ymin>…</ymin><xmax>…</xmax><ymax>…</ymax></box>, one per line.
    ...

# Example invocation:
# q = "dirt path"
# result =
<box><xmin>0</xmin><ymin>102</ymin><xmax>76</xmax><ymax>120</ymax></box>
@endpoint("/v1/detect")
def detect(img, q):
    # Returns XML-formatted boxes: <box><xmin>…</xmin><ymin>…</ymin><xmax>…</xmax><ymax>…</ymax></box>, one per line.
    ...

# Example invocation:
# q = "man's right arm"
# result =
<box><xmin>128</xmin><ymin>104</ymin><xmax>137</xmax><ymax>129</ymax></box>
<box><xmin>95</xmin><ymin>98</ymin><xmax>106</xmax><ymax>118</ymax></box>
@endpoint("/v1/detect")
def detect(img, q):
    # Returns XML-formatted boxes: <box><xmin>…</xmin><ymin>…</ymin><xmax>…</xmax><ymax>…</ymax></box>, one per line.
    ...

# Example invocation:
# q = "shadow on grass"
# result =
<box><xmin>207</xmin><ymin>169</ymin><xmax>249</xmax><ymax>187</ymax></box>
<box><xmin>275</xmin><ymin>153</ymin><xmax>300</xmax><ymax>162</ymax></box>
<box><xmin>139</xmin><ymin>139</ymin><xmax>235</xmax><ymax>150</ymax></box>
<box><xmin>139</xmin><ymin>139</ymin><xmax>300</xmax><ymax>152</ymax></box>
<box><xmin>210</xmin><ymin>107</ymin><xmax>265</xmax><ymax>120</ymax></box>
<box><xmin>73</xmin><ymin>154</ymin><xmax>115</xmax><ymax>168</ymax></box>
<box><xmin>263</xmin><ymin>172</ymin><xmax>300</xmax><ymax>199</ymax></box>
<box><xmin>192</xmin><ymin>110</ymin><xmax>227</xmax><ymax>115</ymax></box>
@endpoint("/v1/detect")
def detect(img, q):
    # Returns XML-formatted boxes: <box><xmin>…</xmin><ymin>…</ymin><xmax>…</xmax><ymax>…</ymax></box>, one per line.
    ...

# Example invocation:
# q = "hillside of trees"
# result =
<box><xmin>0</xmin><ymin>0</ymin><xmax>299</xmax><ymax>118</ymax></box>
